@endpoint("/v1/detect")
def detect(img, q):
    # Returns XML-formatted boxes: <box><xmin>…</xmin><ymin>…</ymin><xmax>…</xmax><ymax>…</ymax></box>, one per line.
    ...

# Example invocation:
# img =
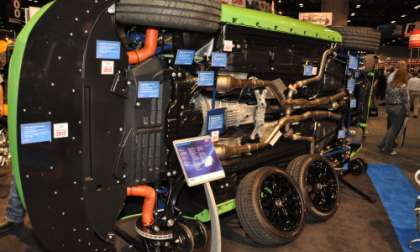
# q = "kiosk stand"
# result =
<box><xmin>173</xmin><ymin>136</ymin><xmax>225</xmax><ymax>252</ymax></box>
<box><xmin>204</xmin><ymin>183</ymin><xmax>222</xmax><ymax>252</ymax></box>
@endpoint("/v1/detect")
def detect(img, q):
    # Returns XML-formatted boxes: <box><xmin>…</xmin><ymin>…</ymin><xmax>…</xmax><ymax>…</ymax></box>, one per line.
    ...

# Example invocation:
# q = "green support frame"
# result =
<box><xmin>221</xmin><ymin>4</ymin><xmax>343</xmax><ymax>43</ymax></box>
<box><xmin>185</xmin><ymin>199</ymin><xmax>237</xmax><ymax>223</ymax></box>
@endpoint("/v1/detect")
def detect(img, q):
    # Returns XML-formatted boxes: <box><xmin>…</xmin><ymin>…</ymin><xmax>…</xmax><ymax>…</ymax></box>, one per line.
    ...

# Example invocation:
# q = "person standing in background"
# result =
<box><xmin>0</xmin><ymin>47</ymin><xmax>25</xmax><ymax>235</ymax></box>
<box><xmin>378</xmin><ymin>61</ymin><xmax>410</xmax><ymax>156</ymax></box>
<box><xmin>383</xmin><ymin>62</ymin><xmax>396</xmax><ymax>130</ymax></box>
<box><xmin>376</xmin><ymin>69</ymin><xmax>387</xmax><ymax>104</ymax></box>
<box><xmin>0</xmin><ymin>174</ymin><xmax>26</xmax><ymax>236</ymax></box>
<box><xmin>408</xmin><ymin>69</ymin><xmax>420</xmax><ymax>118</ymax></box>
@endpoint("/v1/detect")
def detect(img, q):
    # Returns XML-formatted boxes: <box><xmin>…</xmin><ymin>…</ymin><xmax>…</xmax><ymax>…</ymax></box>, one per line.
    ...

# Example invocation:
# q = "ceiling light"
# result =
<box><xmin>356</xmin><ymin>4</ymin><xmax>361</xmax><ymax>9</ymax></box>
<box><xmin>415</xmin><ymin>5</ymin><xmax>420</xmax><ymax>10</ymax></box>
<box><xmin>299</xmin><ymin>3</ymin><xmax>304</xmax><ymax>8</ymax></box>
<box><xmin>351</xmin><ymin>12</ymin><xmax>356</xmax><ymax>17</ymax></box>
<box><xmin>401</xmin><ymin>14</ymin><xmax>407</xmax><ymax>18</ymax></box>
<box><xmin>390</xmin><ymin>20</ymin><xmax>396</xmax><ymax>24</ymax></box>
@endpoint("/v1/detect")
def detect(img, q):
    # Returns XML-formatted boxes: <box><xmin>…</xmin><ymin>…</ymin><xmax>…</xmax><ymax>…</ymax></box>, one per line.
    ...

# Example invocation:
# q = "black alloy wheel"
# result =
<box><xmin>288</xmin><ymin>154</ymin><xmax>340</xmax><ymax>223</ymax></box>
<box><xmin>236</xmin><ymin>167</ymin><xmax>305</xmax><ymax>246</ymax></box>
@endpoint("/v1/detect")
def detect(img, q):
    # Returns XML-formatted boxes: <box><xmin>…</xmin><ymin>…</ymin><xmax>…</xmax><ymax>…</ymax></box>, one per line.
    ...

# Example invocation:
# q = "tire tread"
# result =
<box><xmin>236</xmin><ymin>167</ymin><xmax>304</xmax><ymax>246</ymax></box>
<box><xmin>331</xmin><ymin>26</ymin><xmax>381</xmax><ymax>52</ymax></box>
<box><xmin>116</xmin><ymin>0</ymin><xmax>221</xmax><ymax>33</ymax></box>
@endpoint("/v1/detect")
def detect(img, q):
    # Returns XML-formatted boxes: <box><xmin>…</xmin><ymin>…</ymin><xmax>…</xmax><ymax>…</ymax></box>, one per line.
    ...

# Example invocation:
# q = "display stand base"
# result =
<box><xmin>340</xmin><ymin>177</ymin><xmax>377</xmax><ymax>204</ymax></box>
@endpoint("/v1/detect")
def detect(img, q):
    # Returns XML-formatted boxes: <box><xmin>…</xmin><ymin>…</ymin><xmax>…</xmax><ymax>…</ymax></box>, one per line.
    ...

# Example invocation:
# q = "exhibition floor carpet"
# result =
<box><xmin>368</xmin><ymin>164</ymin><xmax>419</xmax><ymax>252</ymax></box>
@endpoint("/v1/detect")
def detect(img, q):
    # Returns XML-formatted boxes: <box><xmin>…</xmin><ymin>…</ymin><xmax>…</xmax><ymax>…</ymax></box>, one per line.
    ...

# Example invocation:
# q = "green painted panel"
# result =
<box><xmin>7</xmin><ymin>1</ymin><xmax>55</xmax><ymax>208</ymax></box>
<box><xmin>350</xmin><ymin>145</ymin><xmax>363</xmax><ymax>159</ymax></box>
<box><xmin>221</xmin><ymin>4</ymin><xmax>342</xmax><ymax>43</ymax></box>
<box><xmin>192</xmin><ymin>199</ymin><xmax>236</xmax><ymax>223</ymax></box>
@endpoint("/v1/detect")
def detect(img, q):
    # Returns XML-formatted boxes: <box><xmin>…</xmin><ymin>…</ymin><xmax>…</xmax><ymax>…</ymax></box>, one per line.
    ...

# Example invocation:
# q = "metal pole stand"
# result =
<box><xmin>203</xmin><ymin>182</ymin><xmax>222</xmax><ymax>252</ymax></box>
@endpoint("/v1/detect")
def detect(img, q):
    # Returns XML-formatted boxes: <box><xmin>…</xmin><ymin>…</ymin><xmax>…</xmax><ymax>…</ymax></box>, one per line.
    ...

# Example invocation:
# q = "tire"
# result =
<box><xmin>116</xmin><ymin>0</ymin><xmax>221</xmax><ymax>33</ymax></box>
<box><xmin>174</xmin><ymin>223</ymin><xmax>195</xmax><ymax>252</ymax></box>
<box><xmin>236</xmin><ymin>167</ymin><xmax>305</xmax><ymax>246</ymax></box>
<box><xmin>288</xmin><ymin>155</ymin><xmax>340</xmax><ymax>223</ymax></box>
<box><xmin>349</xmin><ymin>158</ymin><xmax>368</xmax><ymax>176</ymax></box>
<box><xmin>331</xmin><ymin>26</ymin><xmax>381</xmax><ymax>52</ymax></box>
<box><xmin>182</xmin><ymin>220</ymin><xmax>208</xmax><ymax>250</ymax></box>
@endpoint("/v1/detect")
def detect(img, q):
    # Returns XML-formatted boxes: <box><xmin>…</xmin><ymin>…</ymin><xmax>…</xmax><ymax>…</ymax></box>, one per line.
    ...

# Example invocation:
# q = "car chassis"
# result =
<box><xmin>8</xmin><ymin>1</ymin><xmax>379</xmax><ymax>251</ymax></box>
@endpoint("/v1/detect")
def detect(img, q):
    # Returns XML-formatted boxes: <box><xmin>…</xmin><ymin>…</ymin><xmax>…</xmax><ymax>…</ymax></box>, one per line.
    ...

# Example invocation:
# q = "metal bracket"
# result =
<box><xmin>110</xmin><ymin>70</ymin><xmax>128</xmax><ymax>98</ymax></box>
<box><xmin>251</xmin><ymin>89</ymin><xmax>267</xmax><ymax>140</ymax></box>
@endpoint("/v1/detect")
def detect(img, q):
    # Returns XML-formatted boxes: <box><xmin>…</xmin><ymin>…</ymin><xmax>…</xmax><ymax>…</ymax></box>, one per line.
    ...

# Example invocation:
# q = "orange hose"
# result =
<box><xmin>127</xmin><ymin>28</ymin><xmax>159</xmax><ymax>65</ymax></box>
<box><xmin>0</xmin><ymin>85</ymin><xmax>4</xmax><ymax>117</ymax></box>
<box><xmin>127</xmin><ymin>185</ymin><xmax>156</xmax><ymax>227</ymax></box>
<box><xmin>2</xmin><ymin>104</ymin><xmax>7</xmax><ymax>117</ymax></box>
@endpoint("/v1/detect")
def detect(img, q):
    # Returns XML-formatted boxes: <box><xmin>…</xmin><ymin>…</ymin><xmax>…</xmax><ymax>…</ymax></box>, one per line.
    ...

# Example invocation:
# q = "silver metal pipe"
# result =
<box><xmin>215</xmin><ymin>111</ymin><xmax>342</xmax><ymax>160</ymax></box>
<box><xmin>266</xmin><ymin>111</ymin><xmax>342</xmax><ymax>145</ymax></box>
<box><xmin>284</xmin><ymin>47</ymin><xmax>336</xmax><ymax>132</ymax></box>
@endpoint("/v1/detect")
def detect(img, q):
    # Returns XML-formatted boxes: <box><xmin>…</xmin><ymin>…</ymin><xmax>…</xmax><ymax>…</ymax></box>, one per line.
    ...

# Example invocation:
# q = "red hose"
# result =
<box><xmin>127</xmin><ymin>185</ymin><xmax>156</xmax><ymax>227</ymax></box>
<box><xmin>127</xmin><ymin>28</ymin><xmax>159</xmax><ymax>65</ymax></box>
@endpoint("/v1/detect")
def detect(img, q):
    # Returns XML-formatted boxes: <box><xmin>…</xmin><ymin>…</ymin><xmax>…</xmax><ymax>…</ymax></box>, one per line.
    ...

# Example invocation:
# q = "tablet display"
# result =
<box><xmin>173</xmin><ymin>136</ymin><xmax>225</xmax><ymax>187</ymax></box>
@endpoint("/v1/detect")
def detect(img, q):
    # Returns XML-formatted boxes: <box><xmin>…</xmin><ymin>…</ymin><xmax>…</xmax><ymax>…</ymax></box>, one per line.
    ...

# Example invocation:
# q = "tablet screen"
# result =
<box><xmin>173</xmin><ymin>136</ymin><xmax>225</xmax><ymax>187</ymax></box>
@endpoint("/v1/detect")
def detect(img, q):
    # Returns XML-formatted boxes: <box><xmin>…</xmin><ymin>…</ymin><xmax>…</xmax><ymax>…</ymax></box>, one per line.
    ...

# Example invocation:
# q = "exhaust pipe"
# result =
<box><xmin>267</xmin><ymin>111</ymin><xmax>342</xmax><ymax>145</ymax></box>
<box><xmin>288</xmin><ymin>48</ymin><xmax>336</xmax><ymax>96</ymax></box>
<box><xmin>215</xmin><ymin>142</ymin><xmax>268</xmax><ymax>160</ymax></box>
<box><xmin>216</xmin><ymin>76</ymin><xmax>286</xmax><ymax>102</ymax></box>
<box><xmin>215</xmin><ymin>111</ymin><xmax>341</xmax><ymax>160</ymax></box>
<box><xmin>283</xmin><ymin>89</ymin><xmax>348</xmax><ymax>109</ymax></box>
<box><xmin>216</xmin><ymin>76</ymin><xmax>270</xmax><ymax>93</ymax></box>
<box><xmin>213</xmin><ymin>47</ymin><xmax>342</xmax><ymax>160</ymax></box>
<box><xmin>284</xmin><ymin>47</ymin><xmax>336</xmax><ymax>132</ymax></box>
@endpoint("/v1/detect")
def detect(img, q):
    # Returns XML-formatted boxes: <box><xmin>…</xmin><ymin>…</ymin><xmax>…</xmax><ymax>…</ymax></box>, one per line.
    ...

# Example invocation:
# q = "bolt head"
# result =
<box><xmin>167</xmin><ymin>219</ymin><xmax>175</xmax><ymax>227</ymax></box>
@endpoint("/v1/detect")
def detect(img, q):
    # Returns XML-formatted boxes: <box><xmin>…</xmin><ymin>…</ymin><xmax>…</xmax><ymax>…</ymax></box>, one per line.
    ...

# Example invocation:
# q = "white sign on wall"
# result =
<box><xmin>405</xmin><ymin>22</ymin><xmax>420</xmax><ymax>37</ymax></box>
<box><xmin>299</xmin><ymin>12</ymin><xmax>333</xmax><ymax>26</ymax></box>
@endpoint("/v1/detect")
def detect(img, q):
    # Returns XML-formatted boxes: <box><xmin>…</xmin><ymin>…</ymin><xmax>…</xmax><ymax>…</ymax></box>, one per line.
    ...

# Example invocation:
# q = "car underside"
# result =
<box><xmin>7</xmin><ymin>1</ymin><xmax>380</xmax><ymax>251</ymax></box>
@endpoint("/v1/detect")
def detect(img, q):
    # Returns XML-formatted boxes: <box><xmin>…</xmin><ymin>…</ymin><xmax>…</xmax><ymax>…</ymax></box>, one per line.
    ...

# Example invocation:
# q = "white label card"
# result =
<box><xmin>223</xmin><ymin>40</ymin><xmax>234</xmax><ymax>52</ymax></box>
<box><xmin>312</xmin><ymin>67</ymin><xmax>318</xmax><ymax>76</ymax></box>
<box><xmin>53</xmin><ymin>123</ymin><xmax>69</xmax><ymax>139</ymax></box>
<box><xmin>211</xmin><ymin>131</ymin><xmax>220</xmax><ymax>142</ymax></box>
<box><xmin>101</xmin><ymin>60</ymin><xmax>115</xmax><ymax>75</ymax></box>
